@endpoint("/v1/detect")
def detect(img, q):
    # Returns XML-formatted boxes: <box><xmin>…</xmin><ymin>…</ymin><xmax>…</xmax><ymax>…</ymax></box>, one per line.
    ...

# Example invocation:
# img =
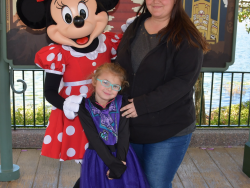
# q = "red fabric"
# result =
<box><xmin>109</xmin><ymin>1</ymin><xmax>137</xmax><ymax>33</ymax></box>
<box><xmin>35</xmin><ymin>32</ymin><xmax>122</xmax><ymax>160</ymax></box>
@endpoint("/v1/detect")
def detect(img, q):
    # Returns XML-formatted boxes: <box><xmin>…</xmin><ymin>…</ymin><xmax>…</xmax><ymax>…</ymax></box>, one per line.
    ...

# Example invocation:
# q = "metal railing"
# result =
<box><xmin>11</xmin><ymin>70</ymin><xmax>47</xmax><ymax>129</ymax></box>
<box><xmin>197</xmin><ymin>71</ymin><xmax>250</xmax><ymax>127</ymax></box>
<box><xmin>11</xmin><ymin>70</ymin><xmax>250</xmax><ymax>129</ymax></box>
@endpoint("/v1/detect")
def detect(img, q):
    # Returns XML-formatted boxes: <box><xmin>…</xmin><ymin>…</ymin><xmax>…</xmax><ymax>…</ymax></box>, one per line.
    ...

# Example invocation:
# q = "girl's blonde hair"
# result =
<box><xmin>92</xmin><ymin>63</ymin><xmax>129</xmax><ymax>91</ymax></box>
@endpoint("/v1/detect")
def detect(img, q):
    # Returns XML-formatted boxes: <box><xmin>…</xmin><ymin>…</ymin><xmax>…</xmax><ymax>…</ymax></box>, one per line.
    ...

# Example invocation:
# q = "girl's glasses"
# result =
<box><xmin>97</xmin><ymin>79</ymin><xmax>121</xmax><ymax>91</ymax></box>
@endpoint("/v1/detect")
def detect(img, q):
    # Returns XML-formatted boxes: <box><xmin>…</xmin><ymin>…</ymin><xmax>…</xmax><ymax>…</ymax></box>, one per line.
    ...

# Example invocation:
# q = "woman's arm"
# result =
<box><xmin>123</xmin><ymin>40</ymin><xmax>203</xmax><ymax>117</ymax></box>
<box><xmin>78</xmin><ymin>101</ymin><xmax>127</xmax><ymax>179</ymax></box>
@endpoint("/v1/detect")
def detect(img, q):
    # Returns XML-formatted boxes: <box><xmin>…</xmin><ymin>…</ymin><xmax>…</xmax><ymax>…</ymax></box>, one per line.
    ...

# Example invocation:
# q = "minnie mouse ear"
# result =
<box><xmin>16</xmin><ymin>0</ymin><xmax>47</xmax><ymax>29</ymax></box>
<box><xmin>97</xmin><ymin>0</ymin><xmax>119</xmax><ymax>11</ymax></box>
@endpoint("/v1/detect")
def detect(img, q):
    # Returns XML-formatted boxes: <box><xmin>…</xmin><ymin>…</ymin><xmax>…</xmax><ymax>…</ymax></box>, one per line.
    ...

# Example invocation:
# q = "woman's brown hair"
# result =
<box><xmin>137</xmin><ymin>0</ymin><xmax>210</xmax><ymax>53</ymax></box>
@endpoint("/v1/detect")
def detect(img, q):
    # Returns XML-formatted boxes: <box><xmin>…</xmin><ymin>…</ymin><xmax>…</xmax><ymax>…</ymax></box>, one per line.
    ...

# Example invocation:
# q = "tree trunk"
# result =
<box><xmin>195</xmin><ymin>73</ymin><xmax>206</xmax><ymax>125</ymax></box>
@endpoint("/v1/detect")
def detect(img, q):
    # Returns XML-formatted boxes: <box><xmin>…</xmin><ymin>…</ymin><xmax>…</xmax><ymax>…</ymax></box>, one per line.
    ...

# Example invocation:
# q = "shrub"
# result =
<box><xmin>11</xmin><ymin>103</ymin><xmax>51</xmax><ymax>126</ymax></box>
<box><xmin>209</xmin><ymin>101</ymin><xmax>250</xmax><ymax>126</ymax></box>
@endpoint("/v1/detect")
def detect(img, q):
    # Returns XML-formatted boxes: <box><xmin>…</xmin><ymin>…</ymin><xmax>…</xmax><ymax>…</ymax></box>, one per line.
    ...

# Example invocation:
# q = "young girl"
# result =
<box><xmin>77</xmin><ymin>63</ymin><xmax>150</xmax><ymax>187</ymax></box>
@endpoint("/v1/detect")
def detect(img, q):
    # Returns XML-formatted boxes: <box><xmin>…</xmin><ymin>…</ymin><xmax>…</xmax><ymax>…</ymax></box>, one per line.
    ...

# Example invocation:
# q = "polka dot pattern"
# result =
<box><xmin>111</xmin><ymin>39</ymin><xmax>118</xmax><ymax>43</ymax></box>
<box><xmin>85</xmin><ymin>143</ymin><xmax>89</xmax><ymax>150</ymax></box>
<box><xmin>111</xmin><ymin>48</ymin><xmax>116</xmax><ymax>55</ymax></box>
<box><xmin>58</xmin><ymin>132</ymin><xmax>63</xmax><ymax>142</ymax></box>
<box><xmin>80</xmin><ymin>86</ymin><xmax>88</xmax><ymax>95</ymax></box>
<box><xmin>62</xmin><ymin>64</ymin><xmax>66</xmax><ymax>73</ymax></box>
<box><xmin>65</xmin><ymin>86</ymin><xmax>72</xmax><ymax>95</ymax></box>
<box><xmin>66</xmin><ymin>126</ymin><xmax>75</xmax><ymax>136</ymax></box>
<box><xmin>40</xmin><ymin>32</ymin><xmax>119</xmax><ymax>160</ymax></box>
<box><xmin>81</xmin><ymin>93</ymin><xmax>87</xmax><ymax>98</ymax></box>
<box><xmin>47</xmin><ymin>53</ymin><xmax>55</xmax><ymax>61</ymax></box>
<box><xmin>51</xmin><ymin>63</ymin><xmax>55</xmax><ymax>70</ymax></box>
<box><xmin>44</xmin><ymin>135</ymin><xmax>52</xmax><ymax>144</ymax></box>
<box><xmin>57</xmin><ymin>53</ymin><xmax>62</xmax><ymax>61</ymax></box>
<box><xmin>67</xmin><ymin>148</ymin><xmax>76</xmax><ymax>157</ymax></box>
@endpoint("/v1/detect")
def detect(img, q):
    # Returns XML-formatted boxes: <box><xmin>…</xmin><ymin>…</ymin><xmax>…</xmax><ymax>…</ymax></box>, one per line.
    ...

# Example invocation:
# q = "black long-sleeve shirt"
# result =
<box><xmin>116</xmin><ymin>12</ymin><xmax>204</xmax><ymax>144</ymax></box>
<box><xmin>78</xmin><ymin>95</ymin><xmax>129</xmax><ymax>179</ymax></box>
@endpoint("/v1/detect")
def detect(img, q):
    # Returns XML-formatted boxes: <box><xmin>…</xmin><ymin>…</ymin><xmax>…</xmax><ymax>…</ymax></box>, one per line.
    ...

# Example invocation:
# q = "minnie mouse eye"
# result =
<box><xmin>78</xmin><ymin>2</ymin><xmax>89</xmax><ymax>20</ymax></box>
<box><xmin>62</xmin><ymin>6</ymin><xmax>73</xmax><ymax>24</ymax></box>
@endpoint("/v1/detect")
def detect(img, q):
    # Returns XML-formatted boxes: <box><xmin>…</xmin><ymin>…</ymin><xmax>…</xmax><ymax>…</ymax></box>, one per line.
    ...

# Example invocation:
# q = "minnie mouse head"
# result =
<box><xmin>16</xmin><ymin>0</ymin><xmax>118</xmax><ymax>48</ymax></box>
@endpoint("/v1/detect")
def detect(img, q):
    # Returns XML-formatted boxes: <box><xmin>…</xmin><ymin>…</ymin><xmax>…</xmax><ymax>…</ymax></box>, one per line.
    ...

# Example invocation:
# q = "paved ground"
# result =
<box><xmin>0</xmin><ymin>147</ymin><xmax>250</xmax><ymax>188</ymax></box>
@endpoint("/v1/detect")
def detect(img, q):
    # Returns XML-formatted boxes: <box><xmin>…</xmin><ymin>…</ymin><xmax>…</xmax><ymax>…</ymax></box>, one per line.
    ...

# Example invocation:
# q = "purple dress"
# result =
<box><xmin>78</xmin><ymin>95</ymin><xmax>150</xmax><ymax>188</ymax></box>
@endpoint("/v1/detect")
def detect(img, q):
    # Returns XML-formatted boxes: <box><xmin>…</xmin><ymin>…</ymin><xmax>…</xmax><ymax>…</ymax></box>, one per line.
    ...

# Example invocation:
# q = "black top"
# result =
<box><xmin>116</xmin><ymin>12</ymin><xmax>203</xmax><ymax>144</ymax></box>
<box><xmin>78</xmin><ymin>95</ymin><xmax>129</xmax><ymax>179</ymax></box>
<box><xmin>130</xmin><ymin>19</ymin><xmax>196</xmax><ymax>137</ymax></box>
<box><xmin>131</xmin><ymin>20</ymin><xmax>159</xmax><ymax>73</ymax></box>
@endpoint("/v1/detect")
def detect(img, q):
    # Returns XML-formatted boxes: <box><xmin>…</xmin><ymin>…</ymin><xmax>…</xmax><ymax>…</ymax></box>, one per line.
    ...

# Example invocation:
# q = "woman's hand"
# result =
<box><xmin>120</xmin><ymin>99</ymin><xmax>138</xmax><ymax>118</ymax></box>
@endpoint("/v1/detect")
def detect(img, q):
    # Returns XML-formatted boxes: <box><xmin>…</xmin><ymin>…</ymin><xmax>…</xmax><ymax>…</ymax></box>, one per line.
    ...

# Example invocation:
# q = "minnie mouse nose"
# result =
<box><xmin>73</xmin><ymin>16</ymin><xmax>85</xmax><ymax>28</ymax></box>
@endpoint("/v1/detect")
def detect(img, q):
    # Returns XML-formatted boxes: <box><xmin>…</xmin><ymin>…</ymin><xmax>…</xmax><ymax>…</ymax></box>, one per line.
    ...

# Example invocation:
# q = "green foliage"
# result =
<box><xmin>209</xmin><ymin>101</ymin><xmax>250</xmax><ymax>126</ymax></box>
<box><xmin>238</xmin><ymin>9</ymin><xmax>250</xmax><ymax>34</ymax></box>
<box><xmin>11</xmin><ymin>103</ymin><xmax>51</xmax><ymax>126</ymax></box>
<box><xmin>238</xmin><ymin>1</ymin><xmax>250</xmax><ymax>34</ymax></box>
<box><xmin>12</xmin><ymin>101</ymin><xmax>250</xmax><ymax>127</ymax></box>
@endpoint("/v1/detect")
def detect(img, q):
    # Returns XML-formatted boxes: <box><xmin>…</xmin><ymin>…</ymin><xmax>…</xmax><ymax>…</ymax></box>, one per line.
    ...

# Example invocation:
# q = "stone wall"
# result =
<box><xmin>11</xmin><ymin>128</ymin><xmax>249</xmax><ymax>148</ymax></box>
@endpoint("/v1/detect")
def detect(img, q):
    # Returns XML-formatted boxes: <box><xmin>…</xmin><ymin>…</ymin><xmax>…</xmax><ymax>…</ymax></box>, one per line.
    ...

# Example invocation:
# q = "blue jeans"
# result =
<box><xmin>130</xmin><ymin>133</ymin><xmax>192</xmax><ymax>188</ymax></box>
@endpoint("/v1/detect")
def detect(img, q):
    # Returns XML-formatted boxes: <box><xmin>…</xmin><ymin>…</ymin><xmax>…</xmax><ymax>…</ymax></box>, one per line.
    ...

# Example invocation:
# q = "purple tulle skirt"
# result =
<box><xmin>80</xmin><ymin>145</ymin><xmax>150</xmax><ymax>188</ymax></box>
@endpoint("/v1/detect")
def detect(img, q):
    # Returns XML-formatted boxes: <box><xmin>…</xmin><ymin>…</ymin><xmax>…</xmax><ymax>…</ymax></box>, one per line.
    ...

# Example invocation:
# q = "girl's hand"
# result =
<box><xmin>106</xmin><ymin>170</ymin><xmax>113</xmax><ymax>180</ymax></box>
<box><xmin>120</xmin><ymin>99</ymin><xmax>138</xmax><ymax>118</ymax></box>
<box><xmin>106</xmin><ymin>161</ymin><xmax>126</xmax><ymax>180</ymax></box>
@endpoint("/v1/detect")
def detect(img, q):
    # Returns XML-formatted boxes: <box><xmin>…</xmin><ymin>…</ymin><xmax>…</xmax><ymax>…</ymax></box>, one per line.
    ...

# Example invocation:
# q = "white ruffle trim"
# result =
<box><xmin>62</xmin><ymin>34</ymin><xmax>107</xmax><ymax>60</ymax></box>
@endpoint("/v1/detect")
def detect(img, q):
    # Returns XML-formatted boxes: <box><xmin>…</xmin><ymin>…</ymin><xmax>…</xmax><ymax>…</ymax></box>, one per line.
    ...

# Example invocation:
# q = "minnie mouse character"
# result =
<box><xmin>16</xmin><ymin>0</ymin><xmax>122</xmax><ymax>161</ymax></box>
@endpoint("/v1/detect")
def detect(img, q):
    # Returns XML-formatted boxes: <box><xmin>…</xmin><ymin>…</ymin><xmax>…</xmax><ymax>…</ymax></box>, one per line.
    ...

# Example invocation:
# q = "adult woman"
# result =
<box><xmin>116</xmin><ymin>0</ymin><xmax>209</xmax><ymax>187</ymax></box>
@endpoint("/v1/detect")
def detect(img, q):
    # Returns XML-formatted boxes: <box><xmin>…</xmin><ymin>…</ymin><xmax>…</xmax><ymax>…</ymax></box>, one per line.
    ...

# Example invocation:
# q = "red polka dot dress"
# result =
<box><xmin>35</xmin><ymin>32</ymin><xmax>122</xmax><ymax>161</ymax></box>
